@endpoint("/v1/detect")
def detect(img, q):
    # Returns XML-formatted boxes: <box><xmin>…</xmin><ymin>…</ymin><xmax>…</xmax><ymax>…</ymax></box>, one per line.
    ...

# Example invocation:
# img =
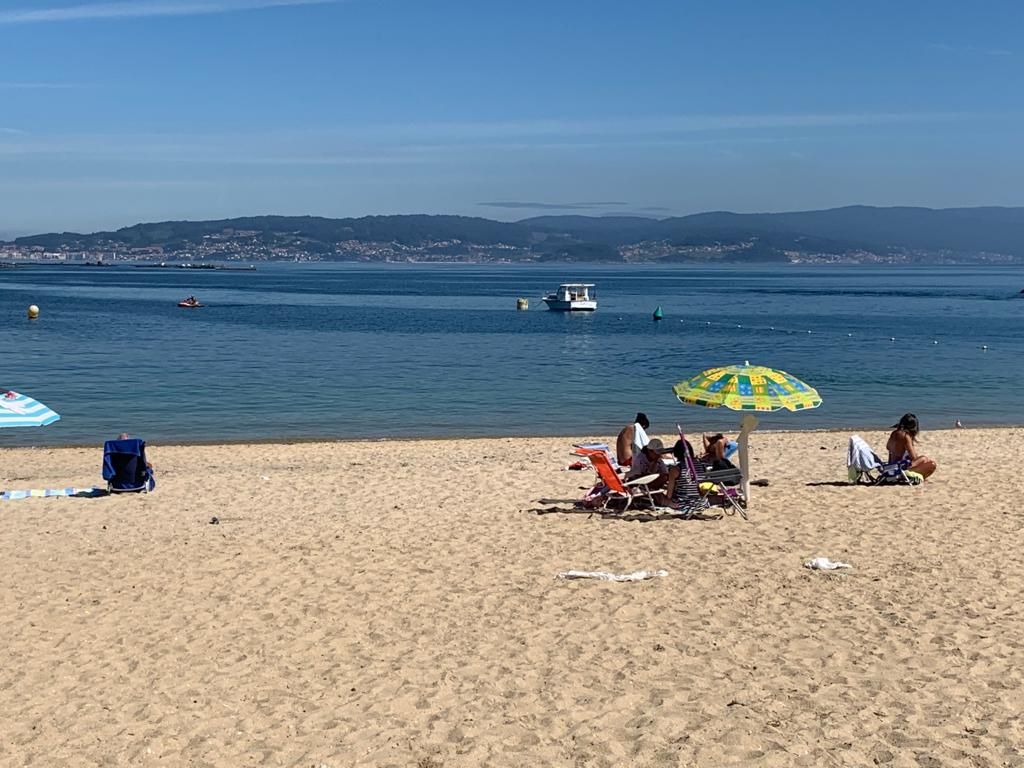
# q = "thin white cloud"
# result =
<box><xmin>929</xmin><ymin>42</ymin><xmax>1013</xmax><ymax>57</ymax></box>
<box><xmin>0</xmin><ymin>81</ymin><xmax>80</xmax><ymax>89</ymax></box>
<box><xmin>0</xmin><ymin>112</ymin><xmax>982</xmax><ymax>164</ymax></box>
<box><xmin>293</xmin><ymin>111</ymin><xmax>973</xmax><ymax>143</ymax></box>
<box><xmin>0</xmin><ymin>178</ymin><xmax>222</xmax><ymax>189</ymax></box>
<box><xmin>0</xmin><ymin>0</ymin><xmax>335</xmax><ymax>24</ymax></box>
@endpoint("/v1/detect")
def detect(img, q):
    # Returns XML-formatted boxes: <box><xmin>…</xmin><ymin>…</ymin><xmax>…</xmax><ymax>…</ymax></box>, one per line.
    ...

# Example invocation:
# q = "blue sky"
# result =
<box><xmin>1</xmin><ymin>0</ymin><xmax>1022</xmax><ymax>234</ymax></box>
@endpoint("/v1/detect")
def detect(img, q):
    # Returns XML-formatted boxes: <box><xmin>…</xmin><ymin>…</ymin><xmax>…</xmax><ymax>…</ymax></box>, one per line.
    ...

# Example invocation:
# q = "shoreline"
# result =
<box><xmin>2</xmin><ymin>422</ymin><xmax>1021</xmax><ymax>451</ymax></box>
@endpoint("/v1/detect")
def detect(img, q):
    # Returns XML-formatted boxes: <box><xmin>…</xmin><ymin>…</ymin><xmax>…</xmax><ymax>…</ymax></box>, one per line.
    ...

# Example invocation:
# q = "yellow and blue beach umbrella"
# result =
<box><xmin>672</xmin><ymin>362</ymin><xmax>820</xmax><ymax>508</ymax></box>
<box><xmin>672</xmin><ymin>361</ymin><xmax>821</xmax><ymax>413</ymax></box>
<box><xmin>0</xmin><ymin>390</ymin><xmax>60</xmax><ymax>428</ymax></box>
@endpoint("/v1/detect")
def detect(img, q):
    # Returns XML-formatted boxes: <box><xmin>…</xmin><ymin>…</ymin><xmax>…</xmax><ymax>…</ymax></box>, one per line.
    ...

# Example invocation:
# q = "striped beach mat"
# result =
<box><xmin>1</xmin><ymin>487</ymin><xmax>106</xmax><ymax>501</ymax></box>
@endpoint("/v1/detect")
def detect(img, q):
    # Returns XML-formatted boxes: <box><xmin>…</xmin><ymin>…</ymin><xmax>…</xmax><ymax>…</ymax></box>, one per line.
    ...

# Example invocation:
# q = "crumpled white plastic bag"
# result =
<box><xmin>803</xmin><ymin>557</ymin><xmax>852</xmax><ymax>571</ymax></box>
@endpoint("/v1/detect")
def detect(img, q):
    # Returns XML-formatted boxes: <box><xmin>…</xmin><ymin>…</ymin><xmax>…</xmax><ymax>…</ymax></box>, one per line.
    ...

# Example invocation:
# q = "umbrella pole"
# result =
<box><xmin>737</xmin><ymin>414</ymin><xmax>759</xmax><ymax>506</ymax></box>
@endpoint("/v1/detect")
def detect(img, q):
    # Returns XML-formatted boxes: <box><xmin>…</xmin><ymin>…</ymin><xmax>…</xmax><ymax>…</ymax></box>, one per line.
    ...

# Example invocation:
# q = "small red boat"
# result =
<box><xmin>178</xmin><ymin>297</ymin><xmax>203</xmax><ymax>308</ymax></box>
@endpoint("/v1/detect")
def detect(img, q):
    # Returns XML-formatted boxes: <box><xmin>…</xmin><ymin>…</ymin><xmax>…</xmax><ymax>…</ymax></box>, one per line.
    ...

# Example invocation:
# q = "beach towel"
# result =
<box><xmin>1</xmin><ymin>487</ymin><xmax>106</xmax><ymax>501</ymax></box>
<box><xmin>632</xmin><ymin>423</ymin><xmax>650</xmax><ymax>456</ymax></box>
<box><xmin>571</xmin><ymin>442</ymin><xmax>621</xmax><ymax>470</ymax></box>
<box><xmin>847</xmin><ymin>434</ymin><xmax>881</xmax><ymax>482</ymax></box>
<box><xmin>103</xmin><ymin>438</ymin><xmax>155</xmax><ymax>493</ymax></box>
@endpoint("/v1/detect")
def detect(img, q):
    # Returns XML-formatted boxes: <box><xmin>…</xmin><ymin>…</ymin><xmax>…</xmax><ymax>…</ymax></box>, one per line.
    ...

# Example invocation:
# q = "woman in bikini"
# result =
<box><xmin>886</xmin><ymin>413</ymin><xmax>938</xmax><ymax>479</ymax></box>
<box><xmin>701</xmin><ymin>433</ymin><xmax>736</xmax><ymax>470</ymax></box>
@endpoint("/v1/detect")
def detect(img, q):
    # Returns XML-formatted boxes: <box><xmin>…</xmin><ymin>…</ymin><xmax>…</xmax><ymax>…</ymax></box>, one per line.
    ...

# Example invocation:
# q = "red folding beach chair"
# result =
<box><xmin>581</xmin><ymin>450</ymin><xmax>666</xmax><ymax>512</ymax></box>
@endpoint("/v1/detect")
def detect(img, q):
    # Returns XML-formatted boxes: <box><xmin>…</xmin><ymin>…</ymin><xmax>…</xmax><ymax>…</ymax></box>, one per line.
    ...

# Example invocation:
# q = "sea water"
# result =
<box><xmin>1</xmin><ymin>262</ymin><xmax>1022</xmax><ymax>446</ymax></box>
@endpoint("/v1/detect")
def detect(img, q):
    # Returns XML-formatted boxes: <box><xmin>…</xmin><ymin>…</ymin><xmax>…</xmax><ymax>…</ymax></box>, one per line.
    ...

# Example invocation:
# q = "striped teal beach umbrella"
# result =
<box><xmin>0</xmin><ymin>390</ymin><xmax>61</xmax><ymax>428</ymax></box>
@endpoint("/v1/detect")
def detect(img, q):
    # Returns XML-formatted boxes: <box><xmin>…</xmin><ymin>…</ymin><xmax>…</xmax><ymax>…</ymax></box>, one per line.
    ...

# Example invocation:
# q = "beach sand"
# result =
<box><xmin>2</xmin><ymin>428</ymin><xmax>1022</xmax><ymax>767</ymax></box>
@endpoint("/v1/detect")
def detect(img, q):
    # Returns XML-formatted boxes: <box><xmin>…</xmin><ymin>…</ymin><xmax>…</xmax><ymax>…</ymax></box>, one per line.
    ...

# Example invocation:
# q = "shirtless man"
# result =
<box><xmin>886</xmin><ymin>413</ymin><xmax>937</xmax><ymax>479</ymax></box>
<box><xmin>616</xmin><ymin>412</ymin><xmax>650</xmax><ymax>467</ymax></box>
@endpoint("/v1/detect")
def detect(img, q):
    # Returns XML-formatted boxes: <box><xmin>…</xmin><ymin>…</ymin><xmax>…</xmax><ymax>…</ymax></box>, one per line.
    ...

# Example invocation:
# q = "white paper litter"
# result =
<box><xmin>555</xmin><ymin>569</ymin><xmax>668</xmax><ymax>582</ymax></box>
<box><xmin>803</xmin><ymin>557</ymin><xmax>852</xmax><ymax>571</ymax></box>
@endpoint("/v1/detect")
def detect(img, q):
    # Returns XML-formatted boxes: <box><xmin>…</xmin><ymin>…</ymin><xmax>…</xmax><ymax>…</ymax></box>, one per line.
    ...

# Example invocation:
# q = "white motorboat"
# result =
<box><xmin>543</xmin><ymin>283</ymin><xmax>597</xmax><ymax>311</ymax></box>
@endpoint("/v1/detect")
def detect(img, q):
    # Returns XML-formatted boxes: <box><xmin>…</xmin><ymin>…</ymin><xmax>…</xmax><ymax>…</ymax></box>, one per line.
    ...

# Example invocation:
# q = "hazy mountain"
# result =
<box><xmin>526</xmin><ymin>206</ymin><xmax>1024</xmax><ymax>255</ymax></box>
<box><xmin>13</xmin><ymin>215</ymin><xmax>532</xmax><ymax>250</ymax></box>
<box><xmin>7</xmin><ymin>206</ymin><xmax>1024</xmax><ymax>262</ymax></box>
<box><xmin>659</xmin><ymin>206</ymin><xmax>1024</xmax><ymax>254</ymax></box>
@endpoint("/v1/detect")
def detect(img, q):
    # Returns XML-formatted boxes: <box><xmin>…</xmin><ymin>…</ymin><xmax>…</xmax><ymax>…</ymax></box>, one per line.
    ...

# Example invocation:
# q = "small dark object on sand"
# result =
<box><xmin>751</xmin><ymin>479</ymin><xmax>770</xmax><ymax>487</ymax></box>
<box><xmin>209</xmin><ymin>516</ymin><xmax>219</xmax><ymax>525</ymax></box>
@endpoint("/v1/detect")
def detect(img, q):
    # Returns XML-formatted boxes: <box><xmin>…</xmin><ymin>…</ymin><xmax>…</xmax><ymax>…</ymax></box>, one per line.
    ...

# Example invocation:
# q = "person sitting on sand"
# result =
<box><xmin>628</xmin><ymin>438</ymin><xmax>670</xmax><ymax>488</ymax></box>
<box><xmin>886</xmin><ymin>413</ymin><xmax>937</xmax><ymax>480</ymax></box>
<box><xmin>616</xmin><ymin>412</ymin><xmax>650</xmax><ymax>467</ymax></box>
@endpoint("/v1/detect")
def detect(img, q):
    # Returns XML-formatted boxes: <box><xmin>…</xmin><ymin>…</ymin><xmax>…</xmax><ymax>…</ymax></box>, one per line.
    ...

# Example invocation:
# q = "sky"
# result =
<box><xmin>1</xmin><ymin>0</ymin><xmax>1022</xmax><ymax>234</ymax></box>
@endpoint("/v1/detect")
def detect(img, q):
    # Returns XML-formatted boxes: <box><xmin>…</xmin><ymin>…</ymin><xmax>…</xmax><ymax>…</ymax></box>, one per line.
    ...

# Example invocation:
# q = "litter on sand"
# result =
<box><xmin>803</xmin><ymin>557</ymin><xmax>852</xmax><ymax>571</ymax></box>
<box><xmin>556</xmin><ymin>569</ymin><xmax>668</xmax><ymax>582</ymax></box>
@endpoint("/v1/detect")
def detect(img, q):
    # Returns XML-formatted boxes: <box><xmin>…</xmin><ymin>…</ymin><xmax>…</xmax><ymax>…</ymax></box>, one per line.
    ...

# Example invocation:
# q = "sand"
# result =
<box><xmin>1</xmin><ymin>427</ymin><xmax>1023</xmax><ymax>767</ymax></box>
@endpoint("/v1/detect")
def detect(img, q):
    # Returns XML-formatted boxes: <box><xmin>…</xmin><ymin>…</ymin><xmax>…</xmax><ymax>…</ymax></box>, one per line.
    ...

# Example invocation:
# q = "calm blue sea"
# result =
<box><xmin>1</xmin><ymin>262</ymin><xmax>1022</xmax><ymax>446</ymax></box>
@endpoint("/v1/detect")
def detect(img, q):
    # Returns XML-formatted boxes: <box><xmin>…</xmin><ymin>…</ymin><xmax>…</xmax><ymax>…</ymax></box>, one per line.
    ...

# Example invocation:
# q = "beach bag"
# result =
<box><xmin>581</xmin><ymin>482</ymin><xmax>609</xmax><ymax>509</ymax></box>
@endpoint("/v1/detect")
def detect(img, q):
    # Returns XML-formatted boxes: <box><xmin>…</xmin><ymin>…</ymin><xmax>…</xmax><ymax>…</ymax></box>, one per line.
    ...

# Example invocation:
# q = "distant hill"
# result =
<box><xmin>7</xmin><ymin>206</ymin><xmax>1024</xmax><ymax>263</ymax></box>
<box><xmin>13</xmin><ymin>214</ymin><xmax>532</xmax><ymax>250</ymax></box>
<box><xmin>523</xmin><ymin>205</ymin><xmax>1024</xmax><ymax>255</ymax></box>
<box><xmin>656</xmin><ymin>206</ymin><xmax>1024</xmax><ymax>254</ymax></box>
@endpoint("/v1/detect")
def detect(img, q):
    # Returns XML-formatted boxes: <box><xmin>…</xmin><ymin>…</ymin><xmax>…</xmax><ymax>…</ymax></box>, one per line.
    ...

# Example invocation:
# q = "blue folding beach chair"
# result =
<box><xmin>847</xmin><ymin>435</ymin><xmax>921</xmax><ymax>486</ymax></box>
<box><xmin>102</xmin><ymin>438</ymin><xmax>156</xmax><ymax>493</ymax></box>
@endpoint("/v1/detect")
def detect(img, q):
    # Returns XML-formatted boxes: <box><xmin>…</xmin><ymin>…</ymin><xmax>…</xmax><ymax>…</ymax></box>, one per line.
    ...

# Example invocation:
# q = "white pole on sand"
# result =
<box><xmin>737</xmin><ymin>413</ymin><xmax>760</xmax><ymax>506</ymax></box>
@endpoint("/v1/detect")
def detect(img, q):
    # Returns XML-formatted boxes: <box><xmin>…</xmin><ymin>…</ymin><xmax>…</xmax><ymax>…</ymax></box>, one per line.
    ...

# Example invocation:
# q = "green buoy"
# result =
<box><xmin>652</xmin><ymin>306</ymin><xmax>664</xmax><ymax>321</ymax></box>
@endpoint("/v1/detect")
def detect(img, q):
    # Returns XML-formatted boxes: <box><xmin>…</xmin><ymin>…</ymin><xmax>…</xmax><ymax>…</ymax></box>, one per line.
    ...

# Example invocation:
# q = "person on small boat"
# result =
<box><xmin>616</xmin><ymin>412</ymin><xmax>650</xmax><ymax>467</ymax></box>
<box><xmin>886</xmin><ymin>413</ymin><xmax>937</xmax><ymax>479</ymax></box>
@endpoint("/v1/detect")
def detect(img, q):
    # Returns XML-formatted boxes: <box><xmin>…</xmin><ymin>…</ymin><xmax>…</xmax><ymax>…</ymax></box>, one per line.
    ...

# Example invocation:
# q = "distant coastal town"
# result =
<box><xmin>3</xmin><ymin>208</ymin><xmax>1022</xmax><ymax>265</ymax></box>
<box><xmin>1</xmin><ymin>237</ymin><xmax>1017</xmax><ymax>266</ymax></box>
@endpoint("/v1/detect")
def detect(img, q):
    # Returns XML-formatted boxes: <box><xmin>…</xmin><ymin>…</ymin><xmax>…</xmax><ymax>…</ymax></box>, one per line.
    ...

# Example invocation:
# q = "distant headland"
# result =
<box><xmin>4</xmin><ymin>205</ymin><xmax>1024</xmax><ymax>265</ymax></box>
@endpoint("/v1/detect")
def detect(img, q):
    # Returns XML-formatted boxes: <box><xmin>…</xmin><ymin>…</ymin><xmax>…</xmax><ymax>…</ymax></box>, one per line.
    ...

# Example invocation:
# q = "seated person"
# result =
<box><xmin>701</xmin><ymin>433</ymin><xmax>738</xmax><ymax>470</ymax></box>
<box><xmin>616</xmin><ymin>412</ymin><xmax>650</xmax><ymax>467</ymax></box>
<box><xmin>628</xmin><ymin>438</ymin><xmax>670</xmax><ymax>488</ymax></box>
<box><xmin>886</xmin><ymin>413</ymin><xmax>937</xmax><ymax>480</ymax></box>
<box><xmin>661</xmin><ymin>438</ymin><xmax>700</xmax><ymax>508</ymax></box>
<box><xmin>104</xmin><ymin>433</ymin><xmax>156</xmax><ymax>492</ymax></box>
<box><xmin>117</xmin><ymin>432</ymin><xmax>154</xmax><ymax>471</ymax></box>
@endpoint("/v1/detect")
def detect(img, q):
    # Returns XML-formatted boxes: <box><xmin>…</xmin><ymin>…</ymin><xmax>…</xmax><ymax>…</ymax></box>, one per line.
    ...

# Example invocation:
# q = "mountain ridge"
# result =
<box><xmin>6</xmin><ymin>205</ymin><xmax>1024</xmax><ymax>263</ymax></box>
